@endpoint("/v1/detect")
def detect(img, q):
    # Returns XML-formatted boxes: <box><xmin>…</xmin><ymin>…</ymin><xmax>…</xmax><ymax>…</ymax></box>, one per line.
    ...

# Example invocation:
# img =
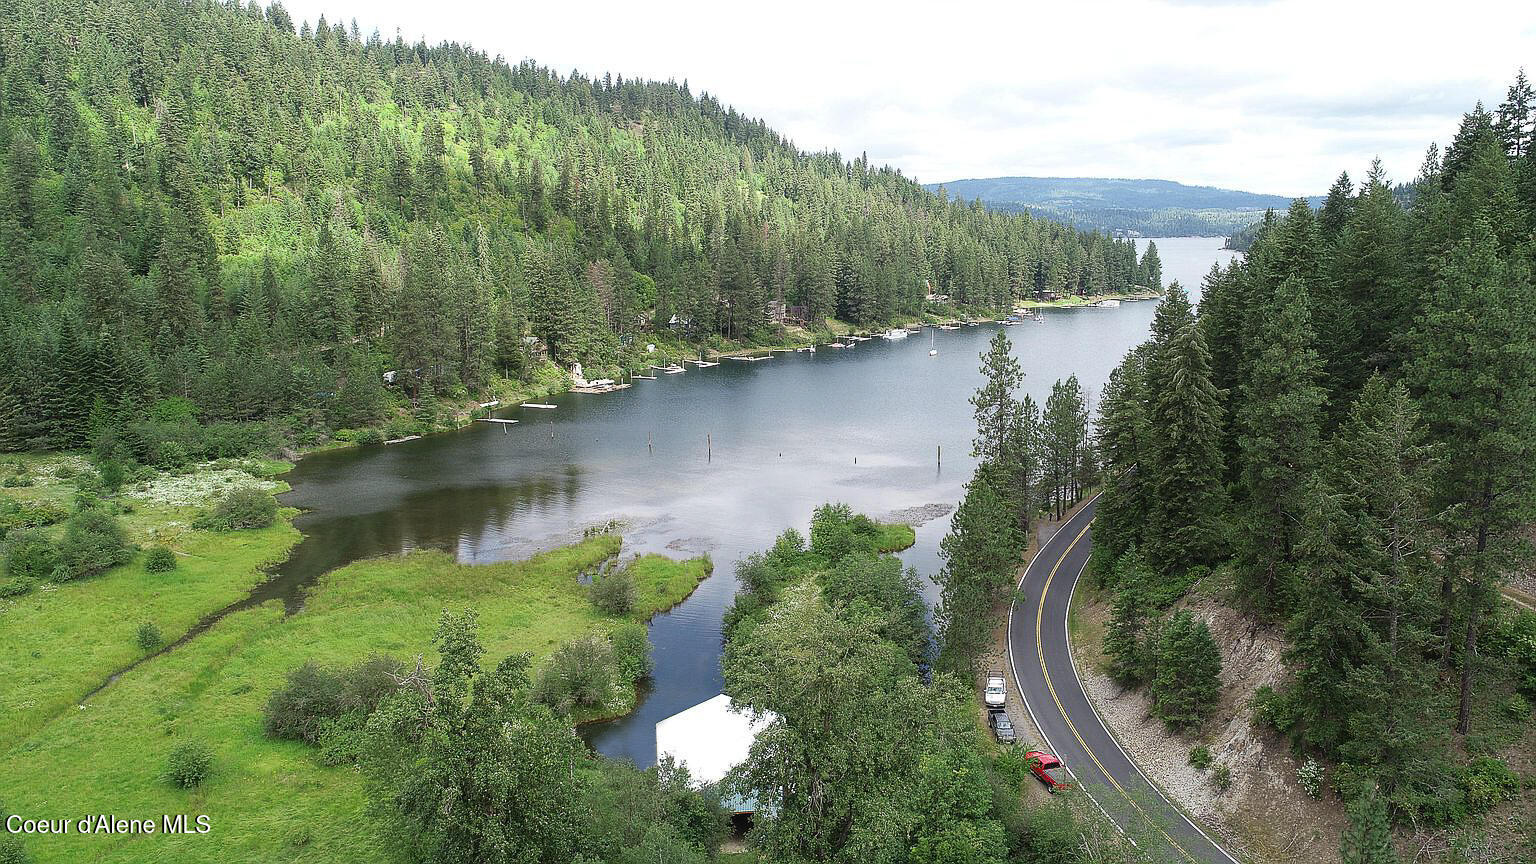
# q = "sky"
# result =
<box><xmin>281</xmin><ymin>0</ymin><xmax>1536</xmax><ymax>197</ymax></box>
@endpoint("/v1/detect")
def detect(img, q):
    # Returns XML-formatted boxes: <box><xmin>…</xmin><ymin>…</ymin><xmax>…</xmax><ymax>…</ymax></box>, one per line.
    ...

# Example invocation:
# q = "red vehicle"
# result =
<box><xmin>1025</xmin><ymin>750</ymin><xmax>1071</xmax><ymax>793</ymax></box>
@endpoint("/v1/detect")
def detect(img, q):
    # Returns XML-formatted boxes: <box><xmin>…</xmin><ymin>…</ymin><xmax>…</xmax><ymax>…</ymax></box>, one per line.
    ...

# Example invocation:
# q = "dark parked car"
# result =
<box><xmin>988</xmin><ymin>707</ymin><xmax>1016</xmax><ymax>744</ymax></box>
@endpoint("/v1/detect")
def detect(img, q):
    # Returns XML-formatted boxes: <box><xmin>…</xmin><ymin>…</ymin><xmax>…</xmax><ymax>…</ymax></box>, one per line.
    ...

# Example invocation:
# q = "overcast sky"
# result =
<box><xmin>282</xmin><ymin>0</ymin><xmax>1535</xmax><ymax>197</ymax></box>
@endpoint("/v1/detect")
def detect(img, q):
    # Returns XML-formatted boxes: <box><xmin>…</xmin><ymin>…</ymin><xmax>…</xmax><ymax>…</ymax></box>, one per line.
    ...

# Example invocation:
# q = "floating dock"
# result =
<box><xmin>521</xmin><ymin>403</ymin><xmax>557</xmax><ymax>409</ymax></box>
<box><xmin>725</xmin><ymin>355</ymin><xmax>772</xmax><ymax>362</ymax></box>
<box><xmin>475</xmin><ymin>418</ymin><xmax>520</xmax><ymax>424</ymax></box>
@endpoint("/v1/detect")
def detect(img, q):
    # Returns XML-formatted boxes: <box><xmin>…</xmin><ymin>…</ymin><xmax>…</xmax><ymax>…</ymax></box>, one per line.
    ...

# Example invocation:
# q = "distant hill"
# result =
<box><xmin>927</xmin><ymin>176</ymin><xmax>1323</xmax><ymax>237</ymax></box>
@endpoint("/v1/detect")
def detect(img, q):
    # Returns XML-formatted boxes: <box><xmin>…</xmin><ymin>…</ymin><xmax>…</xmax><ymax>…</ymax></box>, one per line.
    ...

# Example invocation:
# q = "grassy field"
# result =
<box><xmin>2</xmin><ymin>451</ymin><xmax>711</xmax><ymax>864</ymax></box>
<box><xmin>1</xmin><ymin>534</ymin><xmax>710</xmax><ymax>863</ymax></box>
<box><xmin>1</xmin><ymin>455</ymin><xmax>302</xmax><ymax>750</ymax></box>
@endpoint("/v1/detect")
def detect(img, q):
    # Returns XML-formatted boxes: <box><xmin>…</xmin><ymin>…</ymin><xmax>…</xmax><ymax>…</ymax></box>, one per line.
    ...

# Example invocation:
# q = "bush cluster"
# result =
<box><xmin>92</xmin><ymin>398</ymin><xmax>276</xmax><ymax>470</ymax></box>
<box><xmin>589</xmin><ymin>567</ymin><xmax>636</xmax><ymax>615</ymax></box>
<box><xmin>52</xmin><ymin>509</ymin><xmax>134</xmax><ymax>581</ymax></box>
<box><xmin>195</xmin><ymin>486</ymin><xmax>277</xmax><ymax>531</ymax></box>
<box><xmin>0</xmin><ymin>498</ymin><xmax>68</xmax><ymax>540</ymax></box>
<box><xmin>533</xmin><ymin>626</ymin><xmax>654</xmax><ymax>715</ymax></box>
<box><xmin>263</xmin><ymin>655</ymin><xmax>402</xmax><ymax>747</ymax></box>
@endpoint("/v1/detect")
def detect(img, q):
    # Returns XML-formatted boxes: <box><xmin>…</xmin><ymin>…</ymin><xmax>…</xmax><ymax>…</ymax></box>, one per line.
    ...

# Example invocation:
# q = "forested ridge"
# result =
<box><xmin>1090</xmin><ymin>72</ymin><xmax>1536</xmax><ymax>848</ymax></box>
<box><xmin>0</xmin><ymin>0</ymin><xmax>1159</xmax><ymax>458</ymax></box>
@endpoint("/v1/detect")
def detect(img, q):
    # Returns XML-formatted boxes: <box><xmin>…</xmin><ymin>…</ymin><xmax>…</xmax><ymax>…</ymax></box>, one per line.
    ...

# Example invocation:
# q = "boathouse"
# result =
<box><xmin>655</xmin><ymin>694</ymin><xmax>775</xmax><ymax>815</ymax></box>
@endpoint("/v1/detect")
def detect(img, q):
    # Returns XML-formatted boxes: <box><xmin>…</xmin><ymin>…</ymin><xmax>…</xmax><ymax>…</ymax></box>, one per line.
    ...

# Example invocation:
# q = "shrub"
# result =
<box><xmin>1252</xmin><ymin>685</ymin><xmax>1302</xmax><ymax>734</ymax></box>
<box><xmin>0</xmin><ymin>499</ymin><xmax>68</xmax><ymax>539</ymax></box>
<box><xmin>1501</xmin><ymin>693</ymin><xmax>1531</xmax><ymax>722</ymax></box>
<box><xmin>1297</xmin><ymin>758</ymin><xmax>1324</xmax><ymax>798</ymax></box>
<box><xmin>136</xmin><ymin>621</ymin><xmax>163</xmax><ymax>652</ymax></box>
<box><xmin>533</xmin><ymin>634</ymin><xmax>619</xmax><ymax>714</ymax></box>
<box><xmin>143</xmin><ymin>545</ymin><xmax>177</xmax><ymax>572</ymax></box>
<box><xmin>264</xmin><ymin>662</ymin><xmax>346</xmax><ymax>744</ymax></box>
<box><xmin>52</xmin><ymin>509</ymin><xmax>132</xmax><ymax>581</ymax></box>
<box><xmin>1188</xmin><ymin>745</ymin><xmax>1212</xmax><ymax>770</ymax></box>
<box><xmin>611</xmin><ymin>621</ymin><xmax>653</xmax><ymax>682</ymax></box>
<box><xmin>196</xmin><ymin>486</ymin><xmax>277</xmax><ymax>531</ymax></box>
<box><xmin>4</xmin><ymin>529</ymin><xmax>57</xmax><ymax>582</ymax></box>
<box><xmin>0</xmin><ymin>578</ymin><xmax>33</xmax><ymax>598</ymax></box>
<box><xmin>1464</xmin><ymin>756</ymin><xmax>1520</xmax><ymax>813</ymax></box>
<box><xmin>164</xmin><ymin>741</ymin><xmax>213</xmax><ymax>788</ymax></box>
<box><xmin>97</xmin><ymin>458</ymin><xmax>125</xmax><ymax>492</ymax></box>
<box><xmin>589</xmin><ymin>568</ymin><xmax>637</xmax><ymax>615</ymax></box>
<box><xmin>263</xmin><ymin>655</ymin><xmax>401</xmax><ymax>746</ymax></box>
<box><xmin>354</xmin><ymin>427</ymin><xmax>384</xmax><ymax>446</ymax></box>
<box><xmin>1210</xmin><ymin>763</ymin><xmax>1232</xmax><ymax>792</ymax></box>
<box><xmin>150</xmin><ymin>439</ymin><xmax>192</xmax><ymax>469</ymax></box>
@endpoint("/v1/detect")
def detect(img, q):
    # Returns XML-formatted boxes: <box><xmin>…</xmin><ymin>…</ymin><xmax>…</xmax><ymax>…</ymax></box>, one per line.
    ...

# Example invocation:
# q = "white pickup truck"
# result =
<box><xmin>984</xmin><ymin>671</ymin><xmax>1007</xmax><ymax>707</ymax></box>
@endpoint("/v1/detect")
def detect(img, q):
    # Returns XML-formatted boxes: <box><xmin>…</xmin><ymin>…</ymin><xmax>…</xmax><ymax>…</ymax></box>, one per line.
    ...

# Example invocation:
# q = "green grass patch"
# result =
<box><xmin>625</xmin><ymin>552</ymin><xmax>714</xmax><ymax>613</ymax></box>
<box><xmin>2</xmin><ymin>456</ymin><xmax>302</xmax><ymax>750</ymax></box>
<box><xmin>0</xmin><ymin>535</ymin><xmax>709</xmax><ymax>863</ymax></box>
<box><xmin>872</xmin><ymin>522</ymin><xmax>917</xmax><ymax>553</ymax></box>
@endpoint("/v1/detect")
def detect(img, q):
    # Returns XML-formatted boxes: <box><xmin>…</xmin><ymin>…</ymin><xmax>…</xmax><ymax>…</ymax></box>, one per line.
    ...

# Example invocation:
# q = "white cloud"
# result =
<box><xmin>283</xmin><ymin>0</ymin><xmax>1536</xmax><ymax>196</ymax></box>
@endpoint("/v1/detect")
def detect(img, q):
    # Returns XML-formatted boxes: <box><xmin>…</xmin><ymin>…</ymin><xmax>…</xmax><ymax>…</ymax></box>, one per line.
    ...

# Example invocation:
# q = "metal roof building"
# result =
<box><xmin>655</xmin><ymin>693</ymin><xmax>775</xmax><ymax>813</ymax></box>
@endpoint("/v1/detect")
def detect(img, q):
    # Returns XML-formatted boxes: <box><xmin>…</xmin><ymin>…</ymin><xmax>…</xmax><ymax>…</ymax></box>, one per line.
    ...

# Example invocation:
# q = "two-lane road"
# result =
<box><xmin>1007</xmin><ymin>496</ymin><xmax>1240</xmax><ymax>864</ymax></box>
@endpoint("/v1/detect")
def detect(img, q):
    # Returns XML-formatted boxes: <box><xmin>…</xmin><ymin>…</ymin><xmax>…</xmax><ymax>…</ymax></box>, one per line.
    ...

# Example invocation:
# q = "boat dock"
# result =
<box><xmin>521</xmin><ymin>403</ymin><xmax>557</xmax><ymax>409</ymax></box>
<box><xmin>475</xmin><ymin>418</ymin><xmax>520</xmax><ymax>424</ymax></box>
<box><xmin>725</xmin><ymin>355</ymin><xmax>772</xmax><ymax>362</ymax></box>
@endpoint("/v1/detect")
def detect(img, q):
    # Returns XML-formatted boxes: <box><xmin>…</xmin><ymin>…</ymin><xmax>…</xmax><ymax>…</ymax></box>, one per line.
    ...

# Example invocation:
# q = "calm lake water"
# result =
<box><xmin>273</xmin><ymin>236</ymin><xmax>1235</xmax><ymax>765</ymax></box>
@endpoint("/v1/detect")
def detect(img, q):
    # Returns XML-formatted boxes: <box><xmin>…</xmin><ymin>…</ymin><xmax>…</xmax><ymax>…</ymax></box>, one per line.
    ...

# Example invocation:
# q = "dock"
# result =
<box><xmin>725</xmin><ymin>355</ymin><xmax>772</xmax><ymax>362</ymax></box>
<box><xmin>632</xmin><ymin>374</ymin><xmax>657</xmax><ymax>379</ymax></box>
<box><xmin>521</xmin><ymin>403</ymin><xmax>557</xmax><ymax>409</ymax></box>
<box><xmin>688</xmin><ymin>360</ymin><xmax>720</xmax><ymax>368</ymax></box>
<box><xmin>475</xmin><ymin>418</ymin><xmax>520</xmax><ymax>424</ymax></box>
<box><xmin>571</xmin><ymin>382</ymin><xmax>633</xmax><ymax>394</ymax></box>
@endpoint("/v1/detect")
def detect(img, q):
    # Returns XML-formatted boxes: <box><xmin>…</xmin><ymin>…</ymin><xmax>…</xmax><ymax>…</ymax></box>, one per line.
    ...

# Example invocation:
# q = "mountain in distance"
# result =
<box><xmin>927</xmin><ymin>176</ymin><xmax>1323</xmax><ymax>237</ymax></box>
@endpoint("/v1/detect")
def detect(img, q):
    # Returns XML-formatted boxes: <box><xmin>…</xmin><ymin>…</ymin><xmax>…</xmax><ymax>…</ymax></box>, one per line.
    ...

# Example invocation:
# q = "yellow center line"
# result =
<box><xmin>1034</xmin><ymin>518</ymin><xmax>1199</xmax><ymax>864</ymax></box>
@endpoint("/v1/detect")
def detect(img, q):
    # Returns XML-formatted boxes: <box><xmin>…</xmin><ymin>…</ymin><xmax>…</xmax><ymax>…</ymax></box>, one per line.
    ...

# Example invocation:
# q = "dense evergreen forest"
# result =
<box><xmin>0</xmin><ymin>0</ymin><xmax>1159</xmax><ymax>459</ymax></box>
<box><xmin>1091</xmin><ymin>72</ymin><xmax>1536</xmax><ymax>845</ymax></box>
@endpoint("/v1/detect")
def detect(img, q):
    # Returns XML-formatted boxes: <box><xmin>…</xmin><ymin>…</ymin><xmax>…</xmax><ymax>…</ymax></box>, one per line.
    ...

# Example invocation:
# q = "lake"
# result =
<box><xmin>272</xmin><ymin>236</ymin><xmax>1235</xmax><ymax>765</ymax></box>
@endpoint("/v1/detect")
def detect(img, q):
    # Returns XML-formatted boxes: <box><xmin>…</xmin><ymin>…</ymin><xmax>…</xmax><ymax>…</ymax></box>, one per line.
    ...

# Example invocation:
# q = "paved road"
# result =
<box><xmin>1007</xmin><ymin>496</ymin><xmax>1240</xmax><ymax>864</ymax></box>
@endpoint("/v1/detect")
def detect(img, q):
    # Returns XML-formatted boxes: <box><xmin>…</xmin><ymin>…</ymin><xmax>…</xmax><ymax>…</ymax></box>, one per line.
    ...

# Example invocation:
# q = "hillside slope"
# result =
<box><xmin>0</xmin><ymin>0</ymin><xmax>1159</xmax><ymax>455</ymax></box>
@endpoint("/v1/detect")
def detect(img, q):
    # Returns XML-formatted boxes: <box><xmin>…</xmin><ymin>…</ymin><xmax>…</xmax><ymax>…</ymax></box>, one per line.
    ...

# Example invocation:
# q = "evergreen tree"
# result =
<box><xmin>1144</xmin><ymin>310</ymin><xmax>1227</xmax><ymax>580</ymax></box>
<box><xmin>1235</xmin><ymin>278</ymin><xmax>1326</xmax><ymax>615</ymax></box>
<box><xmin>1092</xmin><ymin>350</ymin><xmax>1152</xmax><ymax>563</ymax></box>
<box><xmin>1409</xmin><ymin>220</ymin><xmax>1536</xmax><ymax>735</ymax></box>
<box><xmin>1151</xmin><ymin>609</ymin><xmax>1221</xmax><ymax>732</ymax></box>
<box><xmin>1317</xmin><ymin>171</ymin><xmax>1355</xmax><ymax>245</ymax></box>
<box><xmin>1103</xmin><ymin>549</ymin><xmax>1153</xmax><ymax>684</ymax></box>
<box><xmin>1139</xmin><ymin>241</ymin><xmax>1162</xmax><ymax>293</ymax></box>
<box><xmin>1339</xmin><ymin>784</ymin><xmax>1398</xmax><ymax>864</ymax></box>
<box><xmin>1288</xmin><ymin>376</ymin><xmax>1444</xmax><ymax>800</ymax></box>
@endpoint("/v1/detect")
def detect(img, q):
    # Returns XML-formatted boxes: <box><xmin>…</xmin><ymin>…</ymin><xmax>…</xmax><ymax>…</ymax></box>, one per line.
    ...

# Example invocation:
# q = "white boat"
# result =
<box><xmin>1091</xmin><ymin>299</ymin><xmax>1121</xmax><ymax>308</ymax></box>
<box><xmin>663</xmin><ymin>364</ymin><xmax>685</xmax><ymax>374</ymax></box>
<box><xmin>882</xmin><ymin>328</ymin><xmax>908</xmax><ymax>340</ymax></box>
<box><xmin>827</xmin><ymin>342</ymin><xmax>846</xmax><ymax>348</ymax></box>
<box><xmin>797</xmin><ymin>346</ymin><xmax>815</xmax><ymax>353</ymax></box>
